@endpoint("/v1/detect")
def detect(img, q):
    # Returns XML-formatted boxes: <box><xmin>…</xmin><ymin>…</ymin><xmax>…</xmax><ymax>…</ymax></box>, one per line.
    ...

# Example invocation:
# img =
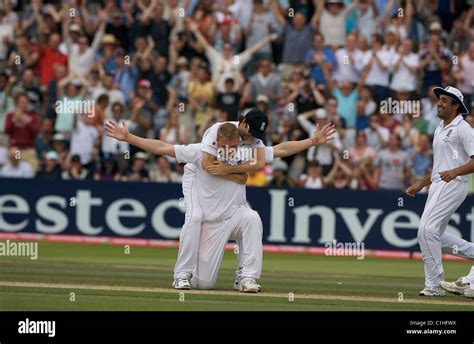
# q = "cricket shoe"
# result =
<box><xmin>238</xmin><ymin>278</ymin><xmax>260</xmax><ymax>293</ymax></box>
<box><xmin>234</xmin><ymin>279</ymin><xmax>262</xmax><ymax>292</ymax></box>
<box><xmin>440</xmin><ymin>278</ymin><xmax>470</xmax><ymax>295</ymax></box>
<box><xmin>172</xmin><ymin>278</ymin><xmax>191</xmax><ymax>290</ymax></box>
<box><xmin>419</xmin><ymin>287</ymin><xmax>446</xmax><ymax>297</ymax></box>
<box><xmin>464</xmin><ymin>288</ymin><xmax>474</xmax><ymax>299</ymax></box>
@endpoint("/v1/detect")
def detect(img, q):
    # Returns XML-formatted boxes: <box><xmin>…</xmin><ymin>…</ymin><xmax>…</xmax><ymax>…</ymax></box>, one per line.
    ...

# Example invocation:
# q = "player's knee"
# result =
<box><xmin>417</xmin><ymin>225</ymin><xmax>438</xmax><ymax>244</ymax></box>
<box><xmin>189</xmin><ymin>212</ymin><xmax>204</xmax><ymax>227</ymax></box>
<box><xmin>243</xmin><ymin>209</ymin><xmax>261</xmax><ymax>224</ymax></box>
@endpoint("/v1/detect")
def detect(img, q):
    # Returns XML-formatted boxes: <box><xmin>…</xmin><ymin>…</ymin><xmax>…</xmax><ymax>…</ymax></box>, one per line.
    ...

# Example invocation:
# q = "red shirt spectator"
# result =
<box><xmin>4</xmin><ymin>94</ymin><xmax>40</xmax><ymax>148</ymax></box>
<box><xmin>38</xmin><ymin>33</ymin><xmax>68</xmax><ymax>86</ymax></box>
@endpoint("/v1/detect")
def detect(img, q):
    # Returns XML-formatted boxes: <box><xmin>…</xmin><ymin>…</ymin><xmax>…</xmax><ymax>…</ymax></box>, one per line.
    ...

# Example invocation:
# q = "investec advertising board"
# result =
<box><xmin>0</xmin><ymin>178</ymin><xmax>472</xmax><ymax>251</ymax></box>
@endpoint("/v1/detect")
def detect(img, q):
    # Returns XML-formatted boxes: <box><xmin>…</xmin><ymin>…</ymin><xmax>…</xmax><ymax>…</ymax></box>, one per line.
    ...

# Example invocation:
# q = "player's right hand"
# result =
<box><xmin>405</xmin><ymin>183</ymin><xmax>421</xmax><ymax>197</ymax></box>
<box><xmin>105</xmin><ymin>120</ymin><xmax>129</xmax><ymax>142</ymax></box>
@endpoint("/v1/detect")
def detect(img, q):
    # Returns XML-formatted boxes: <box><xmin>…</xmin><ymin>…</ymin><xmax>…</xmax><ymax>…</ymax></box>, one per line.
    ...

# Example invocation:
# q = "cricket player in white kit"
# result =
<box><xmin>405</xmin><ymin>86</ymin><xmax>474</xmax><ymax>297</ymax></box>
<box><xmin>105</xmin><ymin>111</ymin><xmax>336</xmax><ymax>292</ymax></box>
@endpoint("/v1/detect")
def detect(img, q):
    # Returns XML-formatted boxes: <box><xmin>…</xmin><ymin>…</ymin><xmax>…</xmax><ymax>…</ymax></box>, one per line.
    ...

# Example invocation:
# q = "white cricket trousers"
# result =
<box><xmin>418</xmin><ymin>180</ymin><xmax>468</xmax><ymax>288</ymax></box>
<box><xmin>195</xmin><ymin>206</ymin><xmax>263</xmax><ymax>290</ymax></box>
<box><xmin>173</xmin><ymin>180</ymin><xmax>203</xmax><ymax>280</ymax></box>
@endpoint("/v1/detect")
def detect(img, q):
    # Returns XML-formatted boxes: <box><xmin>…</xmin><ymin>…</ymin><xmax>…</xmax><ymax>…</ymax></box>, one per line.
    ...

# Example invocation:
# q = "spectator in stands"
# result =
<box><xmin>120</xmin><ymin>152</ymin><xmax>150</xmax><ymax>182</ymax></box>
<box><xmin>349</xmin><ymin>130</ymin><xmax>376</xmax><ymax>173</ymax></box>
<box><xmin>324</xmin><ymin>151</ymin><xmax>355</xmax><ymax>190</ymax></box>
<box><xmin>102</xmin><ymin>102</ymin><xmax>129</xmax><ymax>156</ymax></box>
<box><xmin>333</xmin><ymin>33</ymin><xmax>364</xmax><ymax>84</ymax></box>
<box><xmin>92</xmin><ymin>73</ymin><xmax>125</xmax><ymax>118</ymax></box>
<box><xmin>361</xmin><ymin>33</ymin><xmax>393</xmax><ymax>104</ymax></box>
<box><xmin>0</xmin><ymin>146</ymin><xmax>34</xmax><ymax>178</ymax></box>
<box><xmin>452</xmin><ymin>41</ymin><xmax>474</xmax><ymax>111</ymax></box>
<box><xmin>187</xmin><ymin>62</ymin><xmax>215</xmax><ymax>128</ymax></box>
<box><xmin>38</xmin><ymin>32</ymin><xmax>68</xmax><ymax>89</ymax></box>
<box><xmin>189</xmin><ymin>19</ymin><xmax>276</xmax><ymax>93</ymax></box>
<box><xmin>295</xmin><ymin>161</ymin><xmax>325</xmax><ymax>189</ymax></box>
<box><xmin>244</xmin><ymin>58</ymin><xmax>283</xmax><ymax>117</ymax></box>
<box><xmin>364</xmin><ymin>113</ymin><xmax>389</xmax><ymax>151</ymax></box>
<box><xmin>313</xmin><ymin>0</ymin><xmax>355</xmax><ymax>49</ymax></box>
<box><xmin>69</xmin><ymin>114</ymin><xmax>99</xmax><ymax>172</ymax></box>
<box><xmin>0</xmin><ymin>73</ymin><xmax>15</xmax><ymax>138</ymax></box>
<box><xmin>406</xmin><ymin>133</ymin><xmax>432</xmax><ymax>184</ymax></box>
<box><xmin>390</xmin><ymin>38</ymin><xmax>419</xmax><ymax>95</ymax></box>
<box><xmin>4</xmin><ymin>93</ymin><xmax>40</xmax><ymax>171</ymax></box>
<box><xmin>305</xmin><ymin>32</ymin><xmax>335</xmax><ymax>88</ymax></box>
<box><xmin>244</xmin><ymin>0</ymin><xmax>280</xmax><ymax>75</ymax></box>
<box><xmin>63</xmin><ymin>9</ymin><xmax>106</xmax><ymax>78</ymax></box>
<box><xmin>270</xmin><ymin>0</ymin><xmax>320</xmax><ymax>79</ymax></box>
<box><xmin>50</xmin><ymin>133</ymin><xmax>69</xmax><ymax>171</ymax></box>
<box><xmin>323</xmin><ymin>61</ymin><xmax>368</xmax><ymax>129</ymax></box>
<box><xmin>36</xmin><ymin>150</ymin><xmax>62</xmax><ymax>180</ymax></box>
<box><xmin>269</xmin><ymin>158</ymin><xmax>292</xmax><ymax>187</ymax></box>
<box><xmin>94</xmin><ymin>153</ymin><xmax>120</xmax><ymax>181</ymax></box>
<box><xmin>297</xmin><ymin>108</ymin><xmax>342</xmax><ymax>174</ymax></box>
<box><xmin>216</xmin><ymin>78</ymin><xmax>241</xmax><ymax>121</ymax></box>
<box><xmin>421</xmin><ymin>84</ymin><xmax>440</xmax><ymax>134</ymax></box>
<box><xmin>419</xmin><ymin>31</ymin><xmax>452</xmax><ymax>94</ymax></box>
<box><xmin>11</xmin><ymin>68</ymin><xmax>42</xmax><ymax>114</ymax></box>
<box><xmin>149</xmin><ymin>155</ymin><xmax>181</xmax><ymax>183</ymax></box>
<box><xmin>374</xmin><ymin>133</ymin><xmax>407</xmax><ymax>190</ymax></box>
<box><xmin>35</xmin><ymin>117</ymin><xmax>54</xmax><ymax>161</ymax></box>
<box><xmin>62</xmin><ymin>154</ymin><xmax>89</xmax><ymax>180</ymax></box>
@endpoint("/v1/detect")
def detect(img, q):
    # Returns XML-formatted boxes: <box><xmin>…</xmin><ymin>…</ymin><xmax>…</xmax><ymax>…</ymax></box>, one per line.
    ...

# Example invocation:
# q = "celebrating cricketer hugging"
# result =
<box><xmin>106</xmin><ymin>86</ymin><xmax>474</xmax><ymax>297</ymax></box>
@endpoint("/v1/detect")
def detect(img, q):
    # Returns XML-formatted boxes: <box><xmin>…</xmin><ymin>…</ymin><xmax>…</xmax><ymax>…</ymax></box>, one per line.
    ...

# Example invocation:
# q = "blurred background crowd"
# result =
<box><xmin>0</xmin><ymin>0</ymin><xmax>473</xmax><ymax>192</ymax></box>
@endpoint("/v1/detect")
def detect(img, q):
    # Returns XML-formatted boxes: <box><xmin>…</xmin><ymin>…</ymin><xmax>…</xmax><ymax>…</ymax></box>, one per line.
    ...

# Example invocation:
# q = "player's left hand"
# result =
<box><xmin>205</xmin><ymin>161</ymin><xmax>229</xmax><ymax>176</ymax></box>
<box><xmin>439</xmin><ymin>169</ymin><xmax>458</xmax><ymax>183</ymax></box>
<box><xmin>312</xmin><ymin>123</ymin><xmax>336</xmax><ymax>145</ymax></box>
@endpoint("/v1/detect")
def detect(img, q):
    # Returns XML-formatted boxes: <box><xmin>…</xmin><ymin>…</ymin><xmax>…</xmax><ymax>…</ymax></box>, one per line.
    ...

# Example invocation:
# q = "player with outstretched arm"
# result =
<box><xmin>105</xmin><ymin>114</ymin><xmax>335</xmax><ymax>291</ymax></box>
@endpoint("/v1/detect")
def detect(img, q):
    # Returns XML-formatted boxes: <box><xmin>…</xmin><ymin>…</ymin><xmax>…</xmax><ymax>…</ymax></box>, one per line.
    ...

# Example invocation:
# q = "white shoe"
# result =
<box><xmin>464</xmin><ymin>288</ymin><xmax>474</xmax><ymax>299</ymax></box>
<box><xmin>419</xmin><ymin>287</ymin><xmax>446</xmax><ymax>297</ymax></box>
<box><xmin>440</xmin><ymin>278</ymin><xmax>470</xmax><ymax>295</ymax></box>
<box><xmin>172</xmin><ymin>278</ymin><xmax>191</xmax><ymax>290</ymax></box>
<box><xmin>234</xmin><ymin>279</ymin><xmax>262</xmax><ymax>292</ymax></box>
<box><xmin>239</xmin><ymin>278</ymin><xmax>259</xmax><ymax>293</ymax></box>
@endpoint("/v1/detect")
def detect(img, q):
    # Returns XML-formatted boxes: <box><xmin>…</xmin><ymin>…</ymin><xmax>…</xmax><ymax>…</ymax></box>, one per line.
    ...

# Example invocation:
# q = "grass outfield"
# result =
<box><xmin>1</xmin><ymin>242</ymin><xmax>473</xmax><ymax>311</ymax></box>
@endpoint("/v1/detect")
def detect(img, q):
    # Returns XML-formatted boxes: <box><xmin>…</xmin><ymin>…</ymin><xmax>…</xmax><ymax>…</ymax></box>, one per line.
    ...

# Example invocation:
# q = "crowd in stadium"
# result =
<box><xmin>0</xmin><ymin>0</ymin><xmax>473</xmax><ymax>192</ymax></box>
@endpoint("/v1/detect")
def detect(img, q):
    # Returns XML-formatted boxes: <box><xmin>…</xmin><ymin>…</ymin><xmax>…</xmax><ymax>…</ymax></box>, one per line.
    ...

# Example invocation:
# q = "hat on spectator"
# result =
<box><xmin>315</xmin><ymin>108</ymin><xmax>327</xmax><ymax>119</ymax></box>
<box><xmin>69</xmin><ymin>24</ymin><xmax>81</xmax><ymax>33</ymax></box>
<box><xmin>52</xmin><ymin>133</ymin><xmax>67</xmax><ymax>142</ymax></box>
<box><xmin>177</xmin><ymin>56</ymin><xmax>188</xmax><ymax>66</ymax></box>
<box><xmin>256</xmin><ymin>94</ymin><xmax>269</xmax><ymax>104</ymax></box>
<box><xmin>137</xmin><ymin>79</ymin><xmax>151</xmax><ymax>88</ymax></box>
<box><xmin>433</xmin><ymin>86</ymin><xmax>469</xmax><ymax>115</ymax></box>
<box><xmin>101</xmin><ymin>34</ymin><xmax>117</xmax><ymax>45</ymax></box>
<box><xmin>111</xmin><ymin>11</ymin><xmax>122</xmax><ymax>19</ymax></box>
<box><xmin>272</xmin><ymin>159</ymin><xmax>288</xmax><ymax>172</ymax></box>
<box><xmin>46</xmin><ymin>151</ymin><xmax>58</xmax><ymax>160</ymax></box>
<box><xmin>325</xmin><ymin>0</ymin><xmax>344</xmax><ymax>5</ymax></box>
<box><xmin>429</xmin><ymin>21</ymin><xmax>442</xmax><ymax>32</ymax></box>
<box><xmin>241</xmin><ymin>108</ymin><xmax>269</xmax><ymax>141</ymax></box>
<box><xmin>71</xmin><ymin>154</ymin><xmax>81</xmax><ymax>163</ymax></box>
<box><xmin>134</xmin><ymin>152</ymin><xmax>148</xmax><ymax>161</ymax></box>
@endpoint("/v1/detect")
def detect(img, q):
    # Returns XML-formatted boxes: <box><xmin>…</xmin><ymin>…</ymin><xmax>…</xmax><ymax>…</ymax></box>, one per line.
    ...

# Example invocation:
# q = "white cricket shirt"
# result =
<box><xmin>431</xmin><ymin>115</ymin><xmax>474</xmax><ymax>183</ymax></box>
